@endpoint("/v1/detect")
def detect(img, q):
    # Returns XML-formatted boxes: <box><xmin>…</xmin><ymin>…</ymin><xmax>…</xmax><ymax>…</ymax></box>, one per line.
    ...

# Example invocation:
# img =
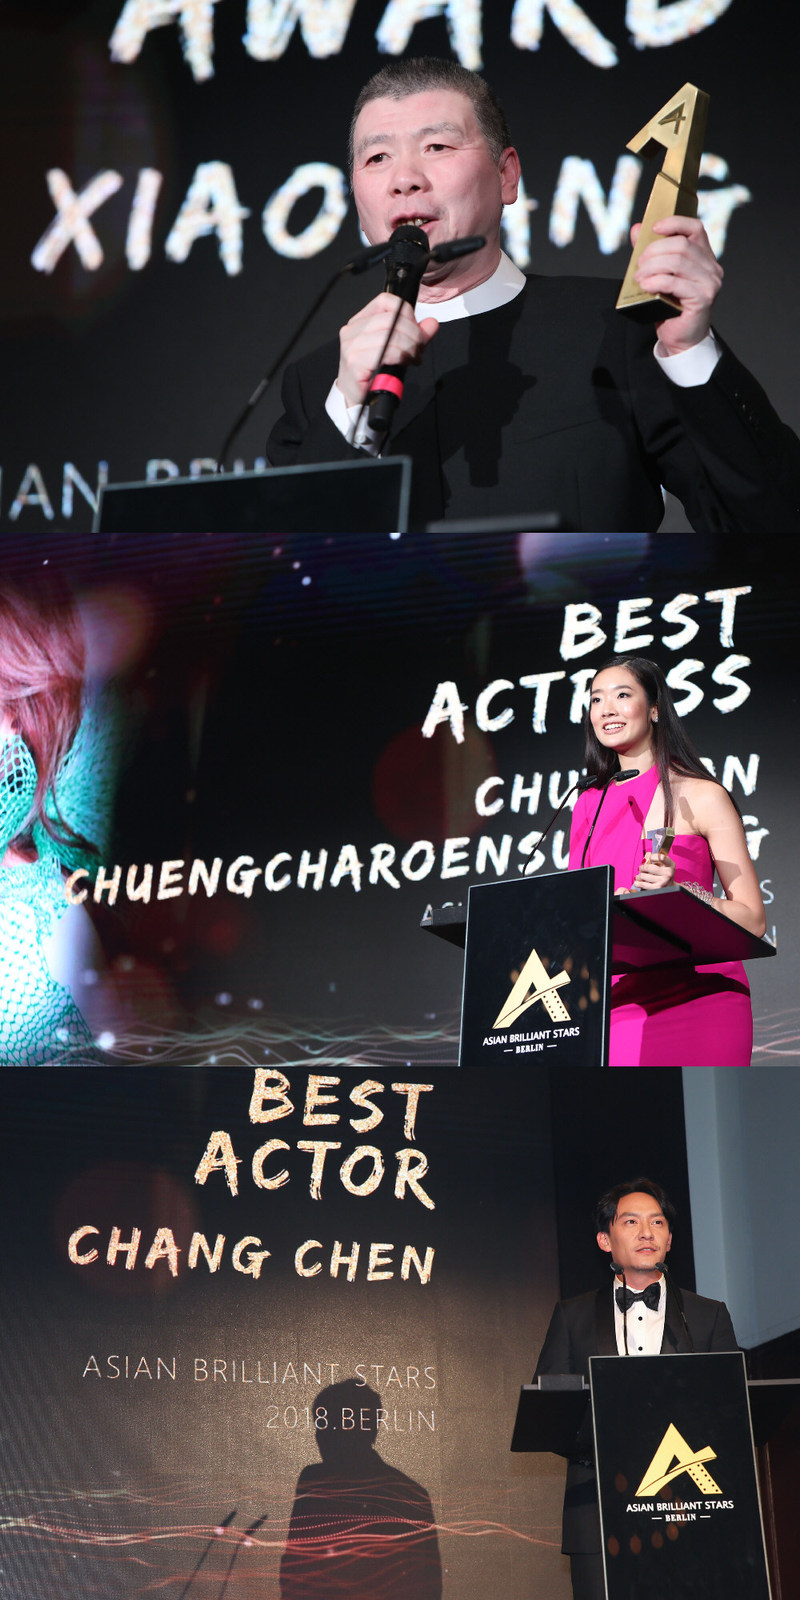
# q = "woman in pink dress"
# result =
<box><xmin>569</xmin><ymin>656</ymin><xmax>766</xmax><ymax>1066</ymax></box>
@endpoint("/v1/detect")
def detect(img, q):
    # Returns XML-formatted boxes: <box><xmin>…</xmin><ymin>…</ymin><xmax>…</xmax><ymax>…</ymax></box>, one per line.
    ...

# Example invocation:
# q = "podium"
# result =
<box><xmin>94</xmin><ymin>457</ymin><xmax>412</xmax><ymax>533</ymax></box>
<box><xmin>421</xmin><ymin>866</ymin><xmax>776</xmax><ymax>1067</ymax></box>
<box><xmin>512</xmin><ymin>1356</ymin><xmax>798</xmax><ymax>1599</ymax></box>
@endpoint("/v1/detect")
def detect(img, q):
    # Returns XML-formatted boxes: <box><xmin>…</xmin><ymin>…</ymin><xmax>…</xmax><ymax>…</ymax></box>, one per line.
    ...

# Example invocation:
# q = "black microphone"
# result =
<box><xmin>367</xmin><ymin>224</ymin><xmax>430</xmax><ymax>437</ymax></box>
<box><xmin>346</xmin><ymin>239</ymin><xmax>396</xmax><ymax>274</ymax></box>
<box><xmin>580</xmin><ymin>767</ymin><xmax>641</xmax><ymax>869</ymax></box>
<box><xmin>348</xmin><ymin>230</ymin><xmax>485</xmax><ymax>274</ymax></box>
<box><xmin>521</xmin><ymin>770</ymin><xmax>595</xmax><ymax>877</ymax></box>
<box><xmin>217</xmin><ymin>231</ymin><xmax>487</xmax><ymax>467</ymax></box>
<box><xmin>429</xmin><ymin>233</ymin><xmax>485</xmax><ymax>264</ymax></box>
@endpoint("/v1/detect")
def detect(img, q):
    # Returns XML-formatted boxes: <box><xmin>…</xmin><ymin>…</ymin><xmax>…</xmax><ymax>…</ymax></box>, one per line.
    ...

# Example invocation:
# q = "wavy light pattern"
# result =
<box><xmin>82</xmin><ymin>1014</ymin><xmax>462</xmax><ymax>1070</ymax></box>
<box><xmin>0</xmin><ymin>1480</ymin><xmax>556</xmax><ymax>1596</ymax></box>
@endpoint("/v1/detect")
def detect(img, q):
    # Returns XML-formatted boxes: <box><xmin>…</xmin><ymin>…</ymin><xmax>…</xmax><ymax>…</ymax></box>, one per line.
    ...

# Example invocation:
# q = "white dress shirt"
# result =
<box><xmin>613</xmin><ymin>1274</ymin><xmax>666</xmax><ymax>1356</ymax></box>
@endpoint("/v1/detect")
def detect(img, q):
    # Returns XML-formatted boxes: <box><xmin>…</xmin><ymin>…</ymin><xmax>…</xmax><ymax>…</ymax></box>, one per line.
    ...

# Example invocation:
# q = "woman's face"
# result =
<box><xmin>589</xmin><ymin>667</ymin><xmax>656</xmax><ymax>762</ymax></box>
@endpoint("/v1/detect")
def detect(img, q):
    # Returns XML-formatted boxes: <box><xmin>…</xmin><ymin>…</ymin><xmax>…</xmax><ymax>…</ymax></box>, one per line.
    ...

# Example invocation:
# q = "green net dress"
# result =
<box><xmin>0</xmin><ymin>699</ymin><xmax>120</xmax><ymax>1067</ymax></box>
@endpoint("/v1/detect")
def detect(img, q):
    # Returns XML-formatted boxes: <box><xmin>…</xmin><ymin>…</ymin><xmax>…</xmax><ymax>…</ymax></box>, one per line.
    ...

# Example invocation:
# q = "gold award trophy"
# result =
<box><xmin>644</xmin><ymin>827</ymin><xmax>675</xmax><ymax>857</ymax></box>
<box><xmin>616</xmin><ymin>82</ymin><xmax>709</xmax><ymax>314</ymax></box>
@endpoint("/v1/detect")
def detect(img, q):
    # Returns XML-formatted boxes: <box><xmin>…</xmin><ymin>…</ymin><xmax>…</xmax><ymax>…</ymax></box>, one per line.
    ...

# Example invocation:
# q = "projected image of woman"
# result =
<box><xmin>569</xmin><ymin>656</ymin><xmax>766</xmax><ymax>1066</ymax></box>
<box><xmin>0</xmin><ymin>579</ymin><xmax>116</xmax><ymax>1065</ymax></box>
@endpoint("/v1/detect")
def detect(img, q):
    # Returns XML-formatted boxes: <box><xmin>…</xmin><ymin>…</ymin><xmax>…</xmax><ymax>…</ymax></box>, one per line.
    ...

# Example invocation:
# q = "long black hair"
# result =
<box><xmin>584</xmin><ymin>655</ymin><xmax>724</xmax><ymax>827</ymax></box>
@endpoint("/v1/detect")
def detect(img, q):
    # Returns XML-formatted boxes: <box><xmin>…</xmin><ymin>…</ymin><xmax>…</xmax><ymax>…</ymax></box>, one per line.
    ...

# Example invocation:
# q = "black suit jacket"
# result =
<box><xmin>266</xmin><ymin>275</ymin><xmax>800</xmax><ymax>533</ymax></box>
<box><xmin>534</xmin><ymin>1283</ymin><xmax>738</xmax><ymax>1553</ymax></box>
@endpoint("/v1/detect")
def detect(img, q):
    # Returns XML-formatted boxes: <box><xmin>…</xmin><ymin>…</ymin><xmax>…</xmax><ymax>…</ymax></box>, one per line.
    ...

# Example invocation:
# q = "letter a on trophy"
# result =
<box><xmin>616</xmin><ymin>82</ymin><xmax>709</xmax><ymax>314</ymax></box>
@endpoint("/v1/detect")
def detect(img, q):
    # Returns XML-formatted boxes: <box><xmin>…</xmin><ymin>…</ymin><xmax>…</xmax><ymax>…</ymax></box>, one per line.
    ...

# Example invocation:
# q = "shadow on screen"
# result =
<box><xmin>280</xmin><ymin>1379</ymin><xmax>442</xmax><ymax>1599</ymax></box>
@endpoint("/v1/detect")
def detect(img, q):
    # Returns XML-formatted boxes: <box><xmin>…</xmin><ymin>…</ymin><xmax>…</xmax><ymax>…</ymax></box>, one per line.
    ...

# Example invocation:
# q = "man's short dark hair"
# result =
<box><xmin>595</xmin><ymin>1177</ymin><xmax>676</xmax><ymax>1236</ymax></box>
<box><xmin>349</xmin><ymin>57</ymin><xmax>512</xmax><ymax>174</ymax></box>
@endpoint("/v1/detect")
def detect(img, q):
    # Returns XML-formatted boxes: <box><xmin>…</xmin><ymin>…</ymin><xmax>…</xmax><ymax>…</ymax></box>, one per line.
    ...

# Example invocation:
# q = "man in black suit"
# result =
<box><xmin>266</xmin><ymin>57</ymin><xmax>800</xmax><ymax>533</ymax></box>
<box><xmin>534</xmin><ymin>1177</ymin><xmax>737</xmax><ymax>1600</ymax></box>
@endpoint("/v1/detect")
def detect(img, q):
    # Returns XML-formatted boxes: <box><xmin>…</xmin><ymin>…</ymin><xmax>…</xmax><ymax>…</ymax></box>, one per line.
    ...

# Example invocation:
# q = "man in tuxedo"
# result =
<box><xmin>534</xmin><ymin>1177</ymin><xmax>737</xmax><ymax>1600</ymax></box>
<box><xmin>266</xmin><ymin>56</ymin><xmax>800</xmax><ymax>533</ymax></box>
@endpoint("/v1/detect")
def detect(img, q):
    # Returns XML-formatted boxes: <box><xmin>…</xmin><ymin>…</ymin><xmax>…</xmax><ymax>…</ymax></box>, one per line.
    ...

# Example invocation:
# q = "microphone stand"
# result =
<box><xmin>216</xmin><ymin>241</ymin><xmax>391</xmax><ymax>471</ymax></box>
<box><xmin>216</xmin><ymin>232</ymin><xmax>485</xmax><ymax>470</ymax></box>
<box><xmin>522</xmin><ymin>772</ymin><xmax>592</xmax><ymax>877</ymax></box>
<box><xmin>610</xmin><ymin>1261</ymin><xmax>631</xmax><ymax>1356</ymax></box>
<box><xmin>217</xmin><ymin>1515</ymin><xmax>268</xmax><ymax>1600</ymax></box>
<box><xmin>660</xmin><ymin>1260</ymin><xmax>694</xmax><ymax>1351</ymax></box>
<box><xmin>176</xmin><ymin>1506</ymin><xmax>237</xmax><ymax>1599</ymax></box>
<box><xmin>580</xmin><ymin>768</ymin><xmax>641</xmax><ymax>869</ymax></box>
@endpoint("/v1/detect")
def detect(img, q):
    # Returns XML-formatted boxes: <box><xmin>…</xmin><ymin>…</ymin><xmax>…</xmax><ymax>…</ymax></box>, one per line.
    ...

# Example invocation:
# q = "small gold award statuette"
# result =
<box><xmin>616</xmin><ymin>83</ymin><xmax>709</xmax><ymax>315</ymax></box>
<box><xmin>645</xmin><ymin>827</ymin><xmax>675</xmax><ymax>857</ymax></box>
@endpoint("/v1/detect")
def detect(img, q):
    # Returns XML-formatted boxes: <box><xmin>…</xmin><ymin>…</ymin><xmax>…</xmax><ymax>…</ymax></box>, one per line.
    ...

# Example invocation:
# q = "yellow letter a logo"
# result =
<box><xmin>635</xmin><ymin>1422</ymin><xmax>722</xmax><ymax>1497</ymax></box>
<box><xmin>493</xmin><ymin>946</ymin><xmax>571</xmax><ymax>1029</ymax></box>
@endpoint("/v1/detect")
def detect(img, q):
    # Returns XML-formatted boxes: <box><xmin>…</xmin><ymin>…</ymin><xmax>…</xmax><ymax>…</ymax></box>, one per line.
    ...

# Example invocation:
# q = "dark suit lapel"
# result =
<box><xmin>594</xmin><ymin>1286</ymin><xmax>618</xmax><ymax>1355</ymax></box>
<box><xmin>392</xmin><ymin>298</ymin><xmax>523</xmax><ymax>434</ymax></box>
<box><xmin>391</xmin><ymin>368</ymin><xmax>438</xmax><ymax>433</ymax></box>
<box><xmin>660</xmin><ymin>1289</ymin><xmax>691</xmax><ymax>1353</ymax></box>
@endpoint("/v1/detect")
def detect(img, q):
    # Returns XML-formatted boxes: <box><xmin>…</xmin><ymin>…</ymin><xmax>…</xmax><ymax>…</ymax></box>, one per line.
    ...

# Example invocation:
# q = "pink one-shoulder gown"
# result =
<box><xmin>569</xmin><ymin>767</ymin><xmax>752</xmax><ymax>1066</ymax></box>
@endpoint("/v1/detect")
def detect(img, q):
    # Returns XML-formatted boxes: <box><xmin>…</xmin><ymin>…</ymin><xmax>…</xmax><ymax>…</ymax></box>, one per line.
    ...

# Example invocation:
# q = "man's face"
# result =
<box><xmin>351</xmin><ymin>89</ymin><xmax>519</xmax><ymax>292</ymax></box>
<box><xmin>596</xmin><ymin>1191</ymin><xmax>673</xmax><ymax>1284</ymax></box>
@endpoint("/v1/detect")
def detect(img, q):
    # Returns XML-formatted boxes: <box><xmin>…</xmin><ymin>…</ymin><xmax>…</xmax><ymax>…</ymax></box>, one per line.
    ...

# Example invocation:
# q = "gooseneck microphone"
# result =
<box><xmin>522</xmin><ymin>771</ymin><xmax>596</xmax><ymax>877</ymax></box>
<box><xmin>580</xmin><ymin>767</ymin><xmax>641</xmax><ymax>869</ymax></box>
<box><xmin>610</xmin><ymin>1260</ymin><xmax>632</xmax><ymax>1356</ymax></box>
<box><xmin>660</xmin><ymin>1260</ymin><xmax>694</xmax><ymax>1352</ymax></box>
<box><xmin>216</xmin><ymin>245</ymin><xmax>382</xmax><ymax>470</ymax></box>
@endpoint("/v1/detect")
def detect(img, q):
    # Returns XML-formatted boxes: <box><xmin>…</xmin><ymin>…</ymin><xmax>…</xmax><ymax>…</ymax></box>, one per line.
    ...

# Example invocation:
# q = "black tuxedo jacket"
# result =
<box><xmin>534</xmin><ymin>1283</ymin><xmax>738</xmax><ymax>1553</ymax></box>
<box><xmin>266</xmin><ymin>275</ymin><xmax>800</xmax><ymax>533</ymax></box>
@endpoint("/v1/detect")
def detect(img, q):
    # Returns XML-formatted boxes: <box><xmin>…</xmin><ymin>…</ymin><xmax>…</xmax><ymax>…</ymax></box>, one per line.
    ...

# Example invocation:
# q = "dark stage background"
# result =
<box><xmin>1</xmin><ymin>526</ymin><xmax>796</xmax><ymax>1063</ymax></box>
<box><xmin>1</xmin><ymin>524</ymin><xmax>797</xmax><ymax>1589</ymax></box>
<box><xmin>2</xmin><ymin>0</ymin><xmax>798</xmax><ymax>533</ymax></box>
<box><xmin>4</xmin><ymin>1063</ymin><xmax>799</xmax><ymax>1598</ymax></box>
<box><xmin>2</xmin><ymin>10</ymin><xmax>799</xmax><ymax>1590</ymax></box>
<box><xmin>0</xmin><ymin>1062</ymin><xmax>698</xmax><ymax>1599</ymax></box>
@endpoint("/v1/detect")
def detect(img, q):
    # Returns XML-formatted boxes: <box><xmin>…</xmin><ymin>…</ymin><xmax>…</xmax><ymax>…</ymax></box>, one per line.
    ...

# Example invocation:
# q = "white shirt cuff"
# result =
<box><xmin>654</xmin><ymin>331</ymin><xmax>721</xmax><ymax>387</ymax></box>
<box><xmin>325</xmin><ymin>383</ymin><xmax>381</xmax><ymax>455</ymax></box>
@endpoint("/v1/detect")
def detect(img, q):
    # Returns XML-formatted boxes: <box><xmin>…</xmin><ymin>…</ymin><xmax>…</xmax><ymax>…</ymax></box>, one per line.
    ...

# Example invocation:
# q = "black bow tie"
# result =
<box><xmin>616</xmin><ymin>1281</ymin><xmax>661</xmax><ymax>1312</ymax></box>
